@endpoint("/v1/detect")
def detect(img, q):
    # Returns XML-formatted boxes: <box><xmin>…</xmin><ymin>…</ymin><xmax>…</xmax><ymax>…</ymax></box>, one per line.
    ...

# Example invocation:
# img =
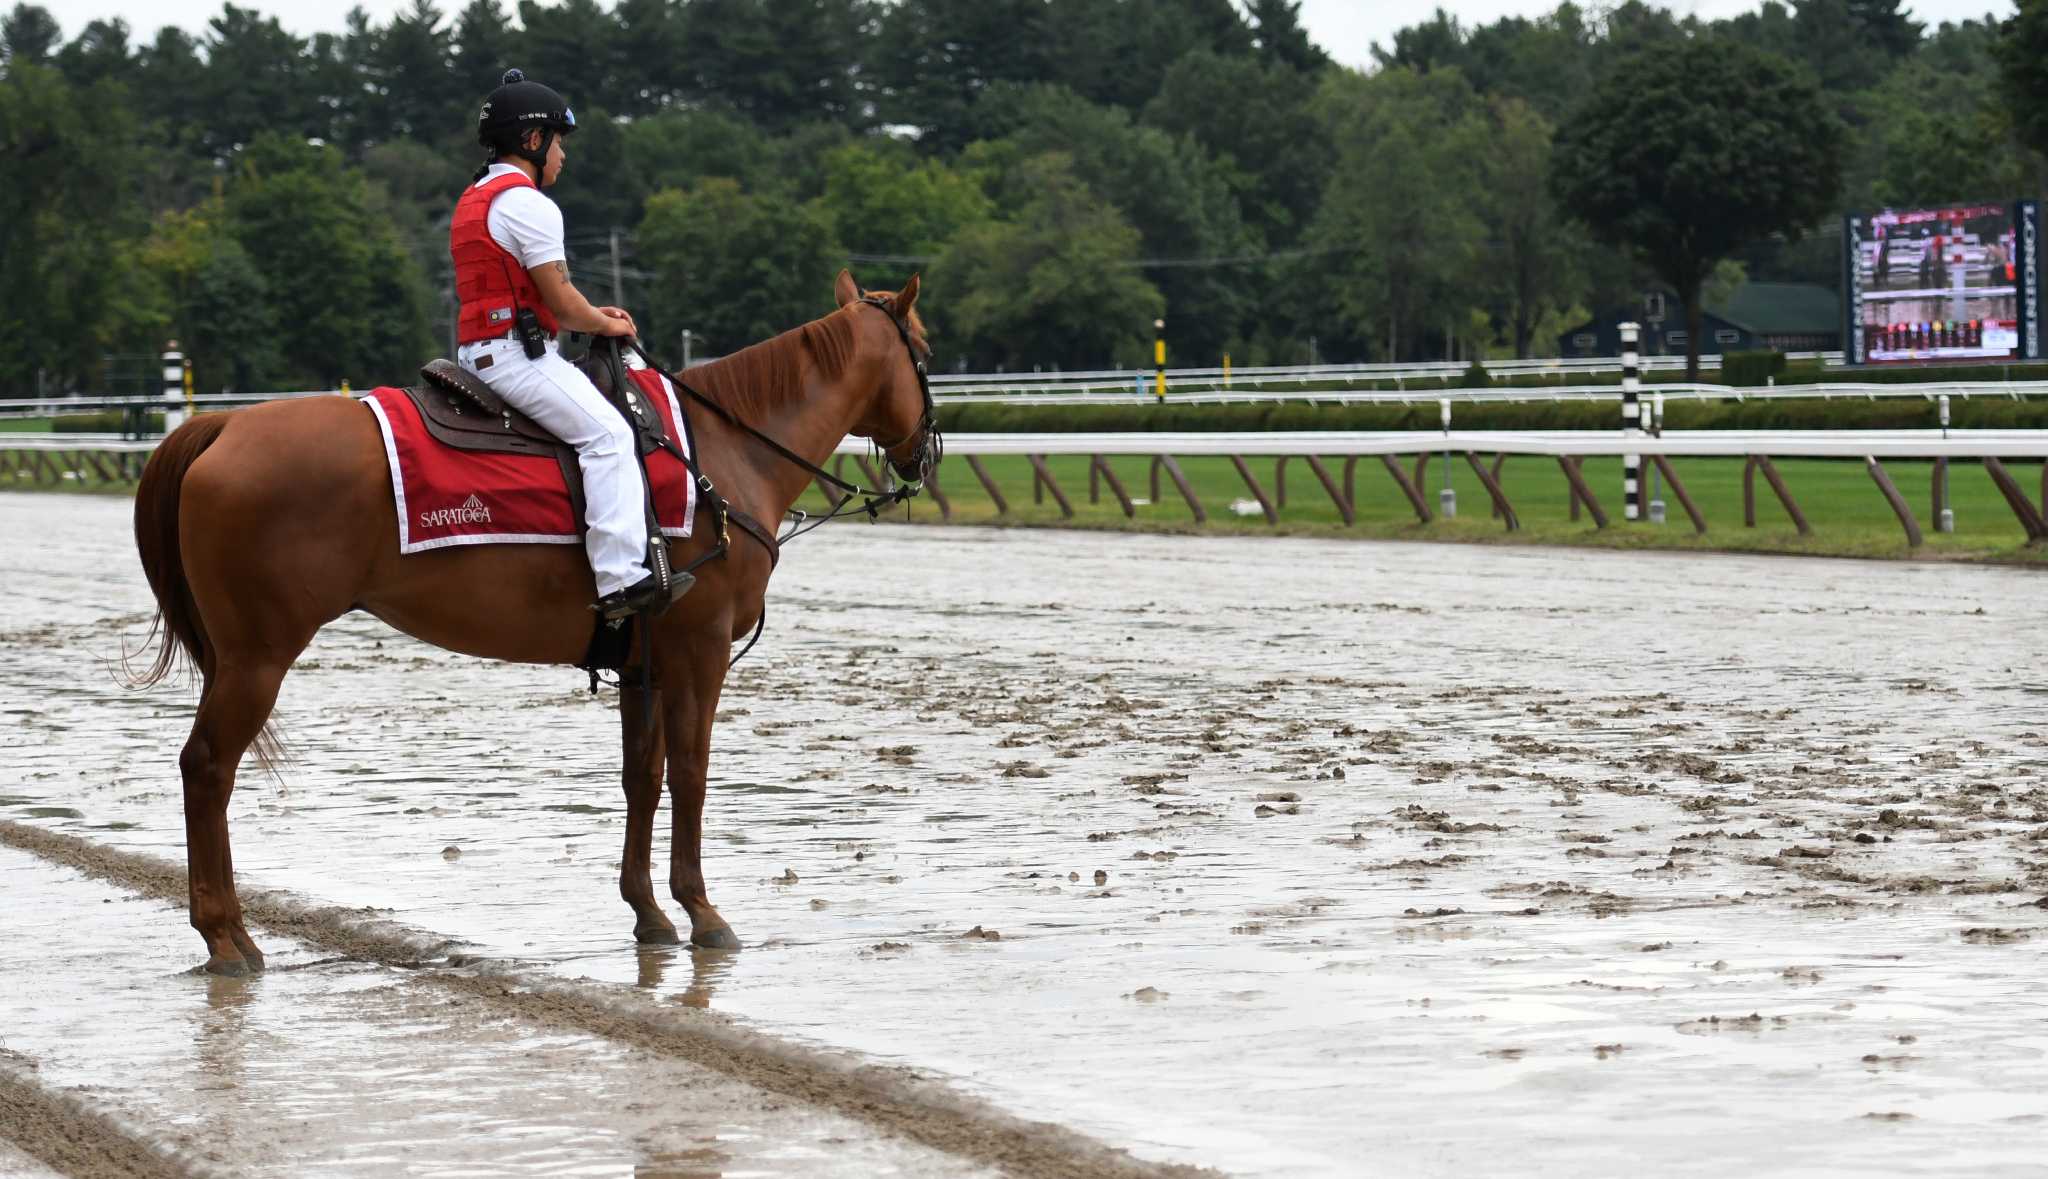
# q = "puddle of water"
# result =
<box><xmin>0</xmin><ymin>844</ymin><xmax>988</xmax><ymax>1178</ymax></box>
<box><xmin>4</xmin><ymin>492</ymin><xmax>2048</xmax><ymax>1175</ymax></box>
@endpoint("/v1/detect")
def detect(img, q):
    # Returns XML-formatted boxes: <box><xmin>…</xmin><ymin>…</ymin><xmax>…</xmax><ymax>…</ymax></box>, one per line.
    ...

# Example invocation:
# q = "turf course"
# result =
<box><xmin>798</xmin><ymin>452</ymin><xmax>2048</xmax><ymax>564</ymax></box>
<box><xmin>5</xmin><ymin>437</ymin><xmax>2042</xmax><ymax>563</ymax></box>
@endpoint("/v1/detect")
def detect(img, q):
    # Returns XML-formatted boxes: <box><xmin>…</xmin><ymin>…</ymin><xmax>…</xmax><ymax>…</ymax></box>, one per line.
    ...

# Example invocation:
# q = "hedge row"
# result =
<box><xmin>52</xmin><ymin>411</ymin><xmax>163</xmax><ymax>433</ymax></box>
<box><xmin>937</xmin><ymin>393</ymin><xmax>2048</xmax><ymax>434</ymax></box>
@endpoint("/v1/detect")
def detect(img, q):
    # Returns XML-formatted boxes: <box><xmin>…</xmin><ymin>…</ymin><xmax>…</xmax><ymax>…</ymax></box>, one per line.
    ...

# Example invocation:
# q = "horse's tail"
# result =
<box><xmin>130</xmin><ymin>413</ymin><xmax>230</xmax><ymax>690</ymax></box>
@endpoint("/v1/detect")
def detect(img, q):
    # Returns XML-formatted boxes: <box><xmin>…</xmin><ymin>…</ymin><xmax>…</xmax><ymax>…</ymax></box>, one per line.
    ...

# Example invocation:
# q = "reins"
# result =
<box><xmin>616</xmin><ymin>295</ymin><xmax>940</xmax><ymax>668</ymax></box>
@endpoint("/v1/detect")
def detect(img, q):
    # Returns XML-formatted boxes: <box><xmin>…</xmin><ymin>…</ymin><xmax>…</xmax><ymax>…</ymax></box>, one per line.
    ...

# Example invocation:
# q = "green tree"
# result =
<box><xmin>516</xmin><ymin>0</ymin><xmax>628</xmax><ymax>114</ymax></box>
<box><xmin>0</xmin><ymin>63</ymin><xmax>145</xmax><ymax>392</ymax></box>
<box><xmin>199</xmin><ymin>4</ymin><xmax>329</xmax><ymax>153</ymax></box>
<box><xmin>363</xmin><ymin>0</ymin><xmax>464</xmax><ymax>142</ymax></box>
<box><xmin>1854</xmin><ymin>21</ymin><xmax>2035</xmax><ymax>209</ymax></box>
<box><xmin>0</xmin><ymin>3</ymin><xmax>59</xmax><ymax>64</ymax></box>
<box><xmin>1304</xmin><ymin>66</ymin><xmax>1490</xmax><ymax>362</ymax></box>
<box><xmin>973</xmin><ymin>83</ymin><xmax>1259</xmax><ymax>362</ymax></box>
<box><xmin>55</xmin><ymin>18</ymin><xmax>138</xmax><ymax>89</ymax></box>
<box><xmin>139</xmin><ymin>201</ymin><xmax>283</xmax><ymax>393</ymax></box>
<box><xmin>451</xmin><ymin>0</ymin><xmax>520</xmax><ymax>116</ymax></box>
<box><xmin>932</xmin><ymin>153</ymin><xmax>1164</xmax><ymax>370</ymax></box>
<box><xmin>1244</xmin><ymin>0</ymin><xmax>1327</xmax><ymax>72</ymax></box>
<box><xmin>623</xmin><ymin>108</ymin><xmax>780</xmax><ymax>195</ymax></box>
<box><xmin>1995</xmin><ymin>0</ymin><xmax>2048</xmax><ymax>193</ymax></box>
<box><xmin>1788</xmin><ymin>0</ymin><xmax>1921</xmax><ymax>98</ymax></box>
<box><xmin>635</xmin><ymin>178</ymin><xmax>844</xmax><ymax>355</ymax></box>
<box><xmin>1041</xmin><ymin>0</ymin><xmax>1249</xmax><ymax>110</ymax></box>
<box><xmin>816</xmin><ymin>141</ymin><xmax>991</xmax><ymax>287</ymax></box>
<box><xmin>1476</xmin><ymin>98</ymin><xmax>1584</xmax><ymax>358</ymax></box>
<box><xmin>1373</xmin><ymin>8</ymin><xmax>1464</xmax><ymax>73</ymax></box>
<box><xmin>222</xmin><ymin>135</ymin><xmax>435</xmax><ymax>386</ymax></box>
<box><xmin>613</xmin><ymin>0</ymin><xmax>689</xmax><ymax>113</ymax></box>
<box><xmin>1553</xmin><ymin>37</ymin><xmax>1844</xmax><ymax>377</ymax></box>
<box><xmin>1144</xmin><ymin>49</ymin><xmax>1328</xmax><ymax>246</ymax></box>
<box><xmin>1452</xmin><ymin>6</ymin><xmax>1598</xmax><ymax>124</ymax></box>
<box><xmin>685</xmin><ymin>0</ymin><xmax>871</xmax><ymax>132</ymax></box>
<box><xmin>869</xmin><ymin>0</ymin><xmax>1052</xmax><ymax>153</ymax></box>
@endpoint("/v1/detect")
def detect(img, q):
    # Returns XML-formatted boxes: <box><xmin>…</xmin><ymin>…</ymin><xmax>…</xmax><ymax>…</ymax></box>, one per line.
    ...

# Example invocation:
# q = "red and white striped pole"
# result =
<box><xmin>1619</xmin><ymin>322</ymin><xmax>1640</xmax><ymax>521</ymax></box>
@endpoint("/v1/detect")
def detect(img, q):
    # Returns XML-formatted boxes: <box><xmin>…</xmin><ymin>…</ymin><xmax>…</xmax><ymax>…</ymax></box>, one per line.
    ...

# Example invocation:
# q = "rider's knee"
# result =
<box><xmin>584</xmin><ymin>415</ymin><xmax>633</xmax><ymax>459</ymax></box>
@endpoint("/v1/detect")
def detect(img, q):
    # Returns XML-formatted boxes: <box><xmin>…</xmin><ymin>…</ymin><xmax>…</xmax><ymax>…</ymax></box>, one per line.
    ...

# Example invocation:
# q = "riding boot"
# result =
<box><xmin>594</xmin><ymin>569</ymin><xmax>694</xmax><ymax>621</ymax></box>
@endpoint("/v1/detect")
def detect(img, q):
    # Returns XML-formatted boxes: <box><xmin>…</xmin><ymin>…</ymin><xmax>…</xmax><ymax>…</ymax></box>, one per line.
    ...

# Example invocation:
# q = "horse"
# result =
<box><xmin>130</xmin><ymin>271</ymin><xmax>935</xmax><ymax>976</ymax></box>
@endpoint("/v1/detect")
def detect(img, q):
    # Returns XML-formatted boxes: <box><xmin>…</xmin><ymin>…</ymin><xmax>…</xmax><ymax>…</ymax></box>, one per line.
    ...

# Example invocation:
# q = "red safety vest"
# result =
<box><xmin>451</xmin><ymin>171</ymin><xmax>561</xmax><ymax>345</ymax></box>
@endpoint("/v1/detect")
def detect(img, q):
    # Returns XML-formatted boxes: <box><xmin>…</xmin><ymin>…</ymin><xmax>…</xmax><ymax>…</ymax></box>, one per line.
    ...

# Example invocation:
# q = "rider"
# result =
<box><xmin>453</xmin><ymin>68</ymin><xmax>671</xmax><ymax>619</ymax></box>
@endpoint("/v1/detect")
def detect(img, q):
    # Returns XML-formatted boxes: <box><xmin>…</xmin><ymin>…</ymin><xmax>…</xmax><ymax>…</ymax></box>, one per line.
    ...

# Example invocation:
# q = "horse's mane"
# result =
<box><xmin>686</xmin><ymin>306</ymin><xmax>860</xmax><ymax>421</ymax></box>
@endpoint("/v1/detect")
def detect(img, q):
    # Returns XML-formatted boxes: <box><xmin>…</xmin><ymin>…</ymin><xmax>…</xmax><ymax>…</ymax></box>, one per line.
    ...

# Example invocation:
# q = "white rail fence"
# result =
<box><xmin>8</xmin><ymin>426</ymin><xmax>2044</xmax><ymax>549</ymax></box>
<box><xmin>0</xmin><ymin>350</ymin><xmax>1919</xmax><ymax>420</ymax></box>
<box><xmin>811</xmin><ymin>430</ymin><xmax>2048</xmax><ymax>549</ymax></box>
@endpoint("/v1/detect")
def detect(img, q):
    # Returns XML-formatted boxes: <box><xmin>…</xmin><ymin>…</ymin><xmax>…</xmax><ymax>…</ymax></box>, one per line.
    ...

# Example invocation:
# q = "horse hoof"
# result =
<box><xmin>636</xmin><ymin>926</ymin><xmax>682</xmax><ymax>946</ymax></box>
<box><xmin>691</xmin><ymin>926</ymin><xmax>741</xmax><ymax>951</ymax></box>
<box><xmin>204</xmin><ymin>955</ymin><xmax>251</xmax><ymax>977</ymax></box>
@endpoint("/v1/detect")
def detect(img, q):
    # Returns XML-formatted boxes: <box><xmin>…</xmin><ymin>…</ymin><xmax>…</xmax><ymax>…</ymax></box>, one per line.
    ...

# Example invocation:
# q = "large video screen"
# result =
<box><xmin>1843</xmin><ymin>199</ymin><xmax>2040</xmax><ymax>366</ymax></box>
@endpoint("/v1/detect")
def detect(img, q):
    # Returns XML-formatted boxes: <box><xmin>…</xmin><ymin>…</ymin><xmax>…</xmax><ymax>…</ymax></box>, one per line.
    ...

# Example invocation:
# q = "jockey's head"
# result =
<box><xmin>476</xmin><ymin>68</ymin><xmax>577</xmax><ymax>187</ymax></box>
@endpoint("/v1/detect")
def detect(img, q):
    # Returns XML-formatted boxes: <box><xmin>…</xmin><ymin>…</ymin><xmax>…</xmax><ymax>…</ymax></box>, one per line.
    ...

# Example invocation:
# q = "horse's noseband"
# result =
<box><xmin>858</xmin><ymin>294</ymin><xmax>941</xmax><ymax>487</ymax></box>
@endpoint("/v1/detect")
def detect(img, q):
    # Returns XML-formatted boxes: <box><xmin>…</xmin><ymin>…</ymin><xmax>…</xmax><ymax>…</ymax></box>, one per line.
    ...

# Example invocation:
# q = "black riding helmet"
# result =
<box><xmin>476</xmin><ymin>69</ymin><xmax>576</xmax><ymax>181</ymax></box>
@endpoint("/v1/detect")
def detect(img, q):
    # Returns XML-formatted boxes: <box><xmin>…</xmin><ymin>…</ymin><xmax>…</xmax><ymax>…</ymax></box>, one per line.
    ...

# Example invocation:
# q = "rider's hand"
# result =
<box><xmin>594</xmin><ymin>306</ymin><xmax>637</xmax><ymax>338</ymax></box>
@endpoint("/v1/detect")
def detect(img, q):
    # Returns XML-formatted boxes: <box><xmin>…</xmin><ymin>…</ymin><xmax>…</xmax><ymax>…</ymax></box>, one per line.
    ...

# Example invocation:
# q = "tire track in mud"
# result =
<box><xmin>0</xmin><ymin>820</ymin><xmax>1214</xmax><ymax>1179</ymax></box>
<box><xmin>0</xmin><ymin>1060</ymin><xmax>218</xmax><ymax>1179</ymax></box>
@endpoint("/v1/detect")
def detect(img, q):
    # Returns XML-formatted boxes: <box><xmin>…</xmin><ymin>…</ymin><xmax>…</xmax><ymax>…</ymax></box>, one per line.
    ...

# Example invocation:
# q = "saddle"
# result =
<box><xmin>395</xmin><ymin>346</ymin><xmax>684</xmax><ymax>530</ymax></box>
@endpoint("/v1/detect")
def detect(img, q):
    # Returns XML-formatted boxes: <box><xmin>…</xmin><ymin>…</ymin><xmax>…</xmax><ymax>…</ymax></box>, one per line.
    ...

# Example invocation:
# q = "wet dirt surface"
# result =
<box><xmin>0</xmin><ymin>844</ymin><xmax>999</xmax><ymax>1178</ymax></box>
<box><xmin>4</xmin><ymin>490</ymin><xmax>2048</xmax><ymax>1175</ymax></box>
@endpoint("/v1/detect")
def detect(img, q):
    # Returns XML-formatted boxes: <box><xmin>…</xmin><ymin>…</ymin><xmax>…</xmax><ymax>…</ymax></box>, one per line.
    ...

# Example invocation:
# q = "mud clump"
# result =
<box><xmin>1124</xmin><ymin>986</ymin><xmax>1169</xmax><ymax>1002</ymax></box>
<box><xmin>1960</xmin><ymin>927</ymin><xmax>2034</xmax><ymax>945</ymax></box>
<box><xmin>961</xmin><ymin>925</ymin><xmax>1002</xmax><ymax>941</ymax></box>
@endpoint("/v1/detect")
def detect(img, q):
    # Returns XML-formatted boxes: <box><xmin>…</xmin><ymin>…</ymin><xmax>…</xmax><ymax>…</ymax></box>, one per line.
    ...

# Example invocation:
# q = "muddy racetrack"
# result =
<box><xmin>2</xmin><ymin>490</ymin><xmax>2046</xmax><ymax>1176</ymax></box>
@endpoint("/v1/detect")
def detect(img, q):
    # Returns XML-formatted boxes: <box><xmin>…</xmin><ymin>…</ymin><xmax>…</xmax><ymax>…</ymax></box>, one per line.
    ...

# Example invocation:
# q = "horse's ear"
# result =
<box><xmin>895</xmin><ymin>273</ymin><xmax>920</xmax><ymax>321</ymax></box>
<box><xmin>834</xmin><ymin>269</ymin><xmax>860</xmax><ymax>308</ymax></box>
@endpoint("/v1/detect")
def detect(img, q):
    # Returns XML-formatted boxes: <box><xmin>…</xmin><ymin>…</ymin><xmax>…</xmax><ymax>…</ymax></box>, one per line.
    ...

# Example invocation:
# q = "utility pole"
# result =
<box><xmin>609</xmin><ymin>227</ymin><xmax>625</xmax><ymax>308</ymax></box>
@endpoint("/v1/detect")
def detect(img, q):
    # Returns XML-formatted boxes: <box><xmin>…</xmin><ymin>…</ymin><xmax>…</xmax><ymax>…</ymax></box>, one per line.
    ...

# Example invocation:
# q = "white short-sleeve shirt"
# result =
<box><xmin>476</xmin><ymin>163</ymin><xmax>566</xmax><ymax>270</ymax></box>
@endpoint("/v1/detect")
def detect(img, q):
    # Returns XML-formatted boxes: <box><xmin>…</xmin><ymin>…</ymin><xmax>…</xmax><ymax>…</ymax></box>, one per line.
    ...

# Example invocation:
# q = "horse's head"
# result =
<box><xmin>835</xmin><ymin>269</ymin><xmax>939</xmax><ymax>485</ymax></box>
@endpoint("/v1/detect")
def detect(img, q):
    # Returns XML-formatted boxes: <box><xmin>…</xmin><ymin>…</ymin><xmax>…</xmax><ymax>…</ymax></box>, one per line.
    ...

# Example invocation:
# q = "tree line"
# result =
<box><xmin>4</xmin><ymin>0</ymin><xmax>2046</xmax><ymax>394</ymax></box>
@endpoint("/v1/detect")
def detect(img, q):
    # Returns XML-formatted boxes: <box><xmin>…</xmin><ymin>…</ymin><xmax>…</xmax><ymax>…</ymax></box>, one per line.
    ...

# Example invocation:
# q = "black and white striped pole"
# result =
<box><xmin>162</xmin><ymin>341</ymin><xmax>187</xmax><ymax>433</ymax></box>
<box><xmin>1619</xmin><ymin>322</ymin><xmax>1641</xmax><ymax>521</ymax></box>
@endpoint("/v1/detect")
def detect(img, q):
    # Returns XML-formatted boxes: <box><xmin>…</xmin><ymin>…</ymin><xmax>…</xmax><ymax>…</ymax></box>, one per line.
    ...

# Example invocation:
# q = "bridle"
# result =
<box><xmin>589</xmin><ymin>294</ymin><xmax>939</xmax><ymax>681</ymax></box>
<box><xmin>857</xmin><ymin>293</ymin><xmax>943</xmax><ymax>489</ymax></box>
<box><xmin>623</xmin><ymin>292</ymin><xmax>943</xmax><ymax>548</ymax></box>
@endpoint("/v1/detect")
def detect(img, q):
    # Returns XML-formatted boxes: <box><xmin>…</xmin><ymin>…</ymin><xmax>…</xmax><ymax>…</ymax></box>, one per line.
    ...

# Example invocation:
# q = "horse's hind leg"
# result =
<box><xmin>181</xmin><ymin>659</ymin><xmax>290</xmax><ymax>975</ymax></box>
<box><xmin>619</xmin><ymin>681</ymin><xmax>680</xmax><ymax>944</ymax></box>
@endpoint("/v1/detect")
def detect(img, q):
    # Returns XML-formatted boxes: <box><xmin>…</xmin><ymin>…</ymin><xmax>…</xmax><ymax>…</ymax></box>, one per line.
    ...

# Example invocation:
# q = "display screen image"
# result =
<box><xmin>1844</xmin><ymin>201</ymin><xmax>2040</xmax><ymax>365</ymax></box>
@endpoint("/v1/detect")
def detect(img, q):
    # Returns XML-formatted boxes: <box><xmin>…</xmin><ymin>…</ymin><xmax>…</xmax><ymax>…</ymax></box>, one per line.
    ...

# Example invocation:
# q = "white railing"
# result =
<box><xmin>0</xmin><ymin>352</ymin><xmax>1860</xmax><ymax>419</ymax></box>
<box><xmin>15</xmin><ymin>428</ymin><xmax>2044</xmax><ymax>462</ymax></box>
<box><xmin>832</xmin><ymin>429</ymin><xmax>2048</xmax><ymax>460</ymax></box>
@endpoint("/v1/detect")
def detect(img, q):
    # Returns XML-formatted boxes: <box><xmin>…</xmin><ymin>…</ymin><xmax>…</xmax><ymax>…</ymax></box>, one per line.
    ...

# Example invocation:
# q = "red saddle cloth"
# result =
<box><xmin>361</xmin><ymin>368</ymin><xmax>696</xmax><ymax>554</ymax></box>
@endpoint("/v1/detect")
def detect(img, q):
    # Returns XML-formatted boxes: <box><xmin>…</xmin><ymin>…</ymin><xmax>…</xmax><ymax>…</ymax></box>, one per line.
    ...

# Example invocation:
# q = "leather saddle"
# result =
<box><xmin>393</xmin><ymin>349</ymin><xmax>683</xmax><ymax>531</ymax></box>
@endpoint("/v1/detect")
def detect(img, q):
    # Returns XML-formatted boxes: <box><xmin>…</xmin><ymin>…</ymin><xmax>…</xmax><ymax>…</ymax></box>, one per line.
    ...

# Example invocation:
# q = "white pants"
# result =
<box><xmin>457</xmin><ymin>336</ymin><xmax>649</xmax><ymax>597</ymax></box>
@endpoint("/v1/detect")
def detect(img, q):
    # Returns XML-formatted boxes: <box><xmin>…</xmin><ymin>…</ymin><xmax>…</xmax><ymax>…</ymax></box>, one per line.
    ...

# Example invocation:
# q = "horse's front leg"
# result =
<box><xmin>664</xmin><ymin>632</ymin><xmax>741</xmax><ymax>950</ymax></box>
<box><xmin>618</xmin><ymin>680</ymin><xmax>679</xmax><ymax>944</ymax></box>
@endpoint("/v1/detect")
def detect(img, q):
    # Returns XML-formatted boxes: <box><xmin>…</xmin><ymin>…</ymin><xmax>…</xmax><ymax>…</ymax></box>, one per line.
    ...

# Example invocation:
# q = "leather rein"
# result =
<box><xmin>623</xmin><ymin>294</ymin><xmax>940</xmax><ymax>553</ymax></box>
<box><xmin>615</xmin><ymin>297</ymin><xmax>940</xmax><ymax>664</ymax></box>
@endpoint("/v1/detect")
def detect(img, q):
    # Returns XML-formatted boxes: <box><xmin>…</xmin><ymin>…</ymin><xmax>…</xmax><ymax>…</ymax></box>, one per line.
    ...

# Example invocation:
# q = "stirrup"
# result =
<box><xmin>594</xmin><ymin>570</ymin><xmax>695</xmax><ymax>621</ymax></box>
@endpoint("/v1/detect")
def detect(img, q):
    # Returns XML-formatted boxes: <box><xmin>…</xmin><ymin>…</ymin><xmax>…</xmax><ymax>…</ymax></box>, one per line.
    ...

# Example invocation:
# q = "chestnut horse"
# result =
<box><xmin>131</xmin><ymin>272</ymin><xmax>933</xmax><ymax>975</ymax></box>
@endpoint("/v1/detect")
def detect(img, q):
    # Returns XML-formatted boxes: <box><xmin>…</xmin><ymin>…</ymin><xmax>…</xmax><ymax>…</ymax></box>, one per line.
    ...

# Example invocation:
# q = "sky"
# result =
<box><xmin>51</xmin><ymin>0</ymin><xmax>2021</xmax><ymax>68</ymax></box>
